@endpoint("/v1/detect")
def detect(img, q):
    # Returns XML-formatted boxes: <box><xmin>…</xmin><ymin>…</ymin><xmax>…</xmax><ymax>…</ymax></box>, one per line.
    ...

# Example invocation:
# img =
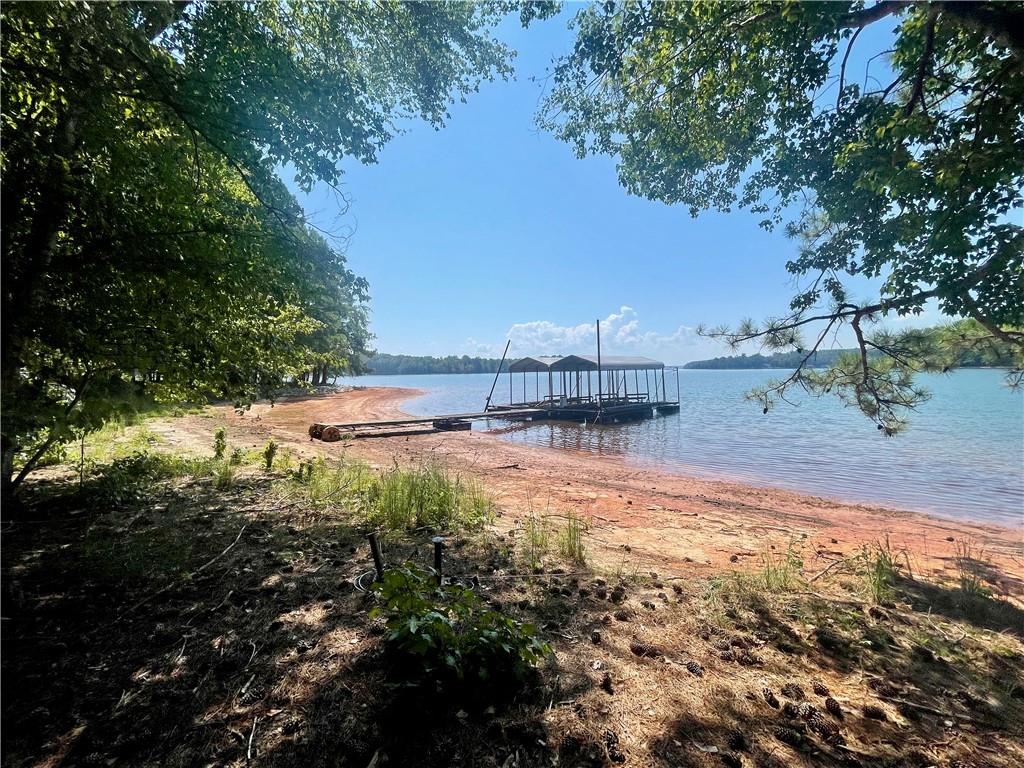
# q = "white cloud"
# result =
<box><xmin>464</xmin><ymin>306</ymin><xmax>701</xmax><ymax>360</ymax></box>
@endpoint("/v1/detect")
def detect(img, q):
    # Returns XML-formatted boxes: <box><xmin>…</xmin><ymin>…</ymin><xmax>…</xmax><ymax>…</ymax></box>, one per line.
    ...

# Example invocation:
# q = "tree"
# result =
<box><xmin>1</xmin><ymin>0</ymin><xmax>516</xmax><ymax>495</ymax></box>
<box><xmin>541</xmin><ymin>0</ymin><xmax>1023</xmax><ymax>432</ymax></box>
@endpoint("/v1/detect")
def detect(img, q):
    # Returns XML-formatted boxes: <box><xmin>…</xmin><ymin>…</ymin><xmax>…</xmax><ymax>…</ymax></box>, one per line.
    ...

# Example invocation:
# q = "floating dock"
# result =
<box><xmin>310</xmin><ymin>352</ymin><xmax>681</xmax><ymax>441</ymax></box>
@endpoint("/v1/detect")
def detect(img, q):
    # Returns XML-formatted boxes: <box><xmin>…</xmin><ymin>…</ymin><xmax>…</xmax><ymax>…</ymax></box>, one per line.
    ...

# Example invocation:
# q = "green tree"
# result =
<box><xmin>1</xmin><ymin>0</ymin><xmax>516</xmax><ymax>495</ymax></box>
<box><xmin>542</xmin><ymin>0</ymin><xmax>1023</xmax><ymax>432</ymax></box>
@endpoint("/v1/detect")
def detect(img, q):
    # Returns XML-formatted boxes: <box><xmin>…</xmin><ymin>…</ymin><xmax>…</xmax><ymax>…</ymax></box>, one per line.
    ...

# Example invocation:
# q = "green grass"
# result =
<box><xmin>557</xmin><ymin>511</ymin><xmax>588</xmax><ymax>564</ymax></box>
<box><xmin>953</xmin><ymin>539</ymin><xmax>990</xmax><ymax>599</ymax></box>
<box><xmin>522</xmin><ymin>509</ymin><xmax>550</xmax><ymax>570</ymax></box>
<box><xmin>364</xmin><ymin>462</ymin><xmax>494</xmax><ymax>532</ymax></box>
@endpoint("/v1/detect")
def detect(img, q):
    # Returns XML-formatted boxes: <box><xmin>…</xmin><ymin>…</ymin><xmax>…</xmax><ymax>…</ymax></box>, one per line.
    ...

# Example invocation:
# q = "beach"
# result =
<box><xmin>154</xmin><ymin>386</ymin><xmax>1024</xmax><ymax>601</ymax></box>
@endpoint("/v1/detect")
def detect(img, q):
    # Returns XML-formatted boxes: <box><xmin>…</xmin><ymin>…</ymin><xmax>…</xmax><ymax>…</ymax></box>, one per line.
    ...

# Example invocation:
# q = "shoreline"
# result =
<box><xmin>158</xmin><ymin>386</ymin><xmax>1023</xmax><ymax>600</ymax></box>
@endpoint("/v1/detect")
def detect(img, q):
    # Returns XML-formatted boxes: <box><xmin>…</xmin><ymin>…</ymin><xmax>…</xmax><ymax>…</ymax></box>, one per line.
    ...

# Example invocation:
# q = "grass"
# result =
<box><xmin>213</xmin><ymin>460</ymin><xmax>236</xmax><ymax>489</ymax></box>
<box><xmin>365</xmin><ymin>462</ymin><xmax>494</xmax><ymax>532</ymax></box>
<box><xmin>755</xmin><ymin>539</ymin><xmax>804</xmax><ymax>593</ymax></box>
<box><xmin>953</xmin><ymin>538</ymin><xmax>991</xmax><ymax>599</ymax></box>
<box><xmin>856</xmin><ymin>536</ymin><xmax>911</xmax><ymax>604</ymax></box>
<box><xmin>557</xmin><ymin>511</ymin><xmax>588</xmax><ymax>564</ymax></box>
<box><xmin>522</xmin><ymin>509</ymin><xmax>550</xmax><ymax>570</ymax></box>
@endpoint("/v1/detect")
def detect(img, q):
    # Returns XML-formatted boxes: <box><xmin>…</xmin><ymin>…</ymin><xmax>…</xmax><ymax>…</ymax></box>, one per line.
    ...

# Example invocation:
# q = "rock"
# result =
<box><xmin>729</xmin><ymin>554</ymin><xmax>739</xmax><ymax>563</ymax></box>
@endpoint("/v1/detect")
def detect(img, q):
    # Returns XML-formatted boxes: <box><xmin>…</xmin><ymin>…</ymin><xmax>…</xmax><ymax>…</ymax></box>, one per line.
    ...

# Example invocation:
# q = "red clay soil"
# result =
<box><xmin>155</xmin><ymin>387</ymin><xmax>1024</xmax><ymax>603</ymax></box>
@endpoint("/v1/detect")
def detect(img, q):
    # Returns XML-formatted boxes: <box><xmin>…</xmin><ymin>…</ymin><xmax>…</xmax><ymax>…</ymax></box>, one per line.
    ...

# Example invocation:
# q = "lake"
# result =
<box><xmin>334</xmin><ymin>369</ymin><xmax>1024</xmax><ymax>527</ymax></box>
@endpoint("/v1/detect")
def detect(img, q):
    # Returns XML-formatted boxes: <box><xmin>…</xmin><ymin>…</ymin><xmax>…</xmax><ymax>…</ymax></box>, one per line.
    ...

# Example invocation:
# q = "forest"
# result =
<box><xmin>365</xmin><ymin>353</ymin><xmax>507</xmax><ymax>376</ymax></box>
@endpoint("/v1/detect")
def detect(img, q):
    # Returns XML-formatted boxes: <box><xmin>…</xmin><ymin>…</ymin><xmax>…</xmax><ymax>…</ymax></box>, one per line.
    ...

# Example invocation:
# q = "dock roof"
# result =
<box><xmin>508</xmin><ymin>354</ymin><xmax>663</xmax><ymax>373</ymax></box>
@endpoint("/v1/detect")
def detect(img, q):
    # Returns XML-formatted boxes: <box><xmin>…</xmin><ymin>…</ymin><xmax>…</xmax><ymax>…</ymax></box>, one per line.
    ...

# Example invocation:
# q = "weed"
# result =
<box><xmin>229</xmin><ymin>447</ymin><xmax>245</xmax><ymax>466</ymax></box>
<box><xmin>262</xmin><ymin>439</ymin><xmax>278</xmax><ymax>471</ymax></box>
<box><xmin>522</xmin><ymin>510</ymin><xmax>550</xmax><ymax>570</ymax></box>
<box><xmin>364</xmin><ymin>463</ymin><xmax>493</xmax><ymax>532</ymax></box>
<box><xmin>757</xmin><ymin>540</ymin><xmax>803</xmax><ymax>593</ymax></box>
<box><xmin>371</xmin><ymin>565</ymin><xmax>550</xmax><ymax>688</ymax></box>
<box><xmin>953</xmin><ymin>539</ymin><xmax>990</xmax><ymax>599</ymax></box>
<box><xmin>213</xmin><ymin>428</ymin><xmax>227</xmax><ymax>460</ymax></box>
<box><xmin>557</xmin><ymin>511</ymin><xmax>588</xmax><ymax>564</ymax></box>
<box><xmin>857</xmin><ymin>537</ymin><xmax>906</xmax><ymax>603</ymax></box>
<box><xmin>213</xmin><ymin>461</ymin><xmax>236</xmax><ymax>490</ymax></box>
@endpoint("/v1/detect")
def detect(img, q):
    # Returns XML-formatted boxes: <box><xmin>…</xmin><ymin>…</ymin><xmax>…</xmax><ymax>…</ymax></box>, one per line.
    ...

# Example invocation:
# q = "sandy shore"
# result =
<box><xmin>159</xmin><ymin>387</ymin><xmax>1023</xmax><ymax>600</ymax></box>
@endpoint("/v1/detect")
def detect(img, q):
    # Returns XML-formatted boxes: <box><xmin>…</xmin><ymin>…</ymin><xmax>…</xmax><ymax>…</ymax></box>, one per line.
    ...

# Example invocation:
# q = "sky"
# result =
<box><xmin>286</xmin><ymin>6</ymin><xmax>933</xmax><ymax>365</ymax></box>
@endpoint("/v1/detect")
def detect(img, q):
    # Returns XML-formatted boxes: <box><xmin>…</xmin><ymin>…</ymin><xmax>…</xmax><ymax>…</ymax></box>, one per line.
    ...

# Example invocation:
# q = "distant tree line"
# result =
<box><xmin>684</xmin><ymin>349</ymin><xmax>853</xmax><ymax>370</ymax></box>
<box><xmin>685</xmin><ymin>320</ymin><xmax>1020</xmax><ymax>370</ymax></box>
<box><xmin>365</xmin><ymin>354</ymin><xmax>507</xmax><ymax>376</ymax></box>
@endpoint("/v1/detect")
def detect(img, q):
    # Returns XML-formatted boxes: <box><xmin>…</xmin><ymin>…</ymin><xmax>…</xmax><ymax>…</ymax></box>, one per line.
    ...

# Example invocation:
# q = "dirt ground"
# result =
<box><xmin>160</xmin><ymin>387</ymin><xmax>1024</xmax><ymax>603</ymax></box>
<box><xmin>3</xmin><ymin>387</ymin><xmax>1023</xmax><ymax>768</ymax></box>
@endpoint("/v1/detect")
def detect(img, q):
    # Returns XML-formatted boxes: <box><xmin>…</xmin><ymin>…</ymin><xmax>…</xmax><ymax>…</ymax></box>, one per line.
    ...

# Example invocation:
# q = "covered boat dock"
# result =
<box><xmin>489</xmin><ymin>354</ymin><xmax>679</xmax><ymax>423</ymax></box>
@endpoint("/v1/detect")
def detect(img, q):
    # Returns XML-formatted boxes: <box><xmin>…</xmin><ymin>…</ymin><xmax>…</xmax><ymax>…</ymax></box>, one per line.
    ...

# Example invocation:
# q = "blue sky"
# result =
<box><xmin>287</xmin><ymin>6</ymin><xmax>931</xmax><ymax>364</ymax></box>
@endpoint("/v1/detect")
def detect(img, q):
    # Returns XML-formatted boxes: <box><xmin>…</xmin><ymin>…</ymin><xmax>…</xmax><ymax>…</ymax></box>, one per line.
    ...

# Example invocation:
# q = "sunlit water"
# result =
<box><xmin>334</xmin><ymin>369</ymin><xmax>1024</xmax><ymax>527</ymax></box>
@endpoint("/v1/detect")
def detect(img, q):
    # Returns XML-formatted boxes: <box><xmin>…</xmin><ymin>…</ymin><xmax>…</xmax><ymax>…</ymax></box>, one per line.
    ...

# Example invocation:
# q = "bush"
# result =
<box><xmin>371</xmin><ymin>566</ymin><xmax>549</xmax><ymax>689</ymax></box>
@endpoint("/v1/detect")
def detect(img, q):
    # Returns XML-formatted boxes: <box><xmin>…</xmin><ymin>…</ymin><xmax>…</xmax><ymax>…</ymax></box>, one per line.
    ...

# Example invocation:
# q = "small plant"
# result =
<box><xmin>857</xmin><ymin>536</ymin><xmax>911</xmax><ymax>604</ymax></box>
<box><xmin>213</xmin><ymin>460</ymin><xmax>236</xmax><ymax>490</ymax></box>
<box><xmin>371</xmin><ymin>565</ymin><xmax>550</xmax><ymax>689</ymax></box>
<box><xmin>229</xmin><ymin>447</ymin><xmax>245</xmax><ymax>466</ymax></box>
<box><xmin>522</xmin><ymin>509</ymin><xmax>549</xmax><ymax>570</ymax></box>
<box><xmin>757</xmin><ymin>540</ymin><xmax>803</xmax><ymax>592</ymax></box>
<box><xmin>262</xmin><ymin>439</ymin><xmax>278</xmax><ymax>471</ymax></box>
<box><xmin>213</xmin><ymin>428</ymin><xmax>227</xmax><ymax>460</ymax></box>
<box><xmin>557</xmin><ymin>511</ymin><xmax>588</xmax><ymax>564</ymax></box>
<box><xmin>953</xmin><ymin>539</ymin><xmax>990</xmax><ymax>599</ymax></box>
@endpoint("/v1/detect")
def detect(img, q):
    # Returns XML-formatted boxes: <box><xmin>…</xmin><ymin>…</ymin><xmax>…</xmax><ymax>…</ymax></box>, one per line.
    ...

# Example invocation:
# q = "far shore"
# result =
<box><xmin>152</xmin><ymin>386</ymin><xmax>1024</xmax><ymax>602</ymax></box>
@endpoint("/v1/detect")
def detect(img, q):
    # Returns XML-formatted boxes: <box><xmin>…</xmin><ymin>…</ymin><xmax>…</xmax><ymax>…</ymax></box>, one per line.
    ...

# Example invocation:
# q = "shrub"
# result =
<box><xmin>213</xmin><ymin>428</ymin><xmax>227</xmax><ymax>460</ymax></box>
<box><xmin>262</xmin><ymin>439</ymin><xmax>278</xmax><ymax>471</ymax></box>
<box><xmin>371</xmin><ymin>565</ymin><xmax>549</xmax><ymax>689</ymax></box>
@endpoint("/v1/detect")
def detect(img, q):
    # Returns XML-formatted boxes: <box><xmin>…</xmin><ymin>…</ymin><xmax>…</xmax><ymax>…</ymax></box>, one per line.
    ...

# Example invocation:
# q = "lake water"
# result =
<box><xmin>334</xmin><ymin>369</ymin><xmax>1024</xmax><ymax>527</ymax></box>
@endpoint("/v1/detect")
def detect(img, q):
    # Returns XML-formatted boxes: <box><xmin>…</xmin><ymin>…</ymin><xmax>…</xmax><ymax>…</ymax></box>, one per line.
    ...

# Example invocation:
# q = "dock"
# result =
<box><xmin>310</xmin><ymin>347</ymin><xmax>681</xmax><ymax>441</ymax></box>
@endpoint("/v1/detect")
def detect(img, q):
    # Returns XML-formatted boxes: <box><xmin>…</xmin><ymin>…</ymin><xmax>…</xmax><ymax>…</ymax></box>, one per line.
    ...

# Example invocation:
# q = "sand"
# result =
<box><xmin>157</xmin><ymin>386</ymin><xmax>1024</xmax><ymax>601</ymax></box>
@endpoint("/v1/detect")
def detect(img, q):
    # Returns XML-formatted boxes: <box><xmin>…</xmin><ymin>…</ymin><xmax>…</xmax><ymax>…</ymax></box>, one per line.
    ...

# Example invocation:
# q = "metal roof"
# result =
<box><xmin>508</xmin><ymin>354</ymin><xmax>663</xmax><ymax>373</ymax></box>
<box><xmin>508</xmin><ymin>356</ymin><xmax>565</xmax><ymax>373</ymax></box>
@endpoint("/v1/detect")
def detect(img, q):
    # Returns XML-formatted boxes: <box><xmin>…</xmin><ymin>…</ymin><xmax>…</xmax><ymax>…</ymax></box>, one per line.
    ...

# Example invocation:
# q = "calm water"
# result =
<box><xmin>334</xmin><ymin>369</ymin><xmax>1024</xmax><ymax>527</ymax></box>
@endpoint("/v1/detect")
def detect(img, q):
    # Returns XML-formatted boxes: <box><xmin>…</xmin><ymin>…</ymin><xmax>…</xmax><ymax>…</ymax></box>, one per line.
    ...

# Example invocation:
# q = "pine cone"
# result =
<box><xmin>825</xmin><ymin>696</ymin><xmax>843</xmax><ymax>719</ymax></box>
<box><xmin>686</xmin><ymin>660</ymin><xmax>705</xmax><ymax>677</ymax></box>
<box><xmin>811</xmin><ymin>680</ymin><xmax>830</xmax><ymax>697</ymax></box>
<box><xmin>862</xmin><ymin>704</ymin><xmax>887</xmax><ymax>721</ymax></box>
<box><xmin>721</xmin><ymin>753</ymin><xmax>743</xmax><ymax>768</ymax></box>
<box><xmin>726</xmin><ymin>729</ymin><xmax>747</xmax><ymax>751</ymax></box>
<box><xmin>719</xmin><ymin>649</ymin><xmax>736</xmax><ymax>662</ymax></box>
<box><xmin>809</xmin><ymin>715</ymin><xmax>846</xmax><ymax>746</ymax></box>
<box><xmin>763</xmin><ymin>687</ymin><xmax>780</xmax><ymax>708</ymax></box>
<box><xmin>781</xmin><ymin>682</ymin><xmax>805</xmax><ymax>701</ymax></box>
<box><xmin>797</xmin><ymin>702</ymin><xmax>819</xmax><ymax>720</ymax></box>
<box><xmin>773</xmin><ymin>727</ymin><xmax>803</xmax><ymax>747</ymax></box>
<box><xmin>782</xmin><ymin>702</ymin><xmax>800</xmax><ymax>719</ymax></box>
<box><xmin>629</xmin><ymin>640</ymin><xmax>661</xmax><ymax>658</ymax></box>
